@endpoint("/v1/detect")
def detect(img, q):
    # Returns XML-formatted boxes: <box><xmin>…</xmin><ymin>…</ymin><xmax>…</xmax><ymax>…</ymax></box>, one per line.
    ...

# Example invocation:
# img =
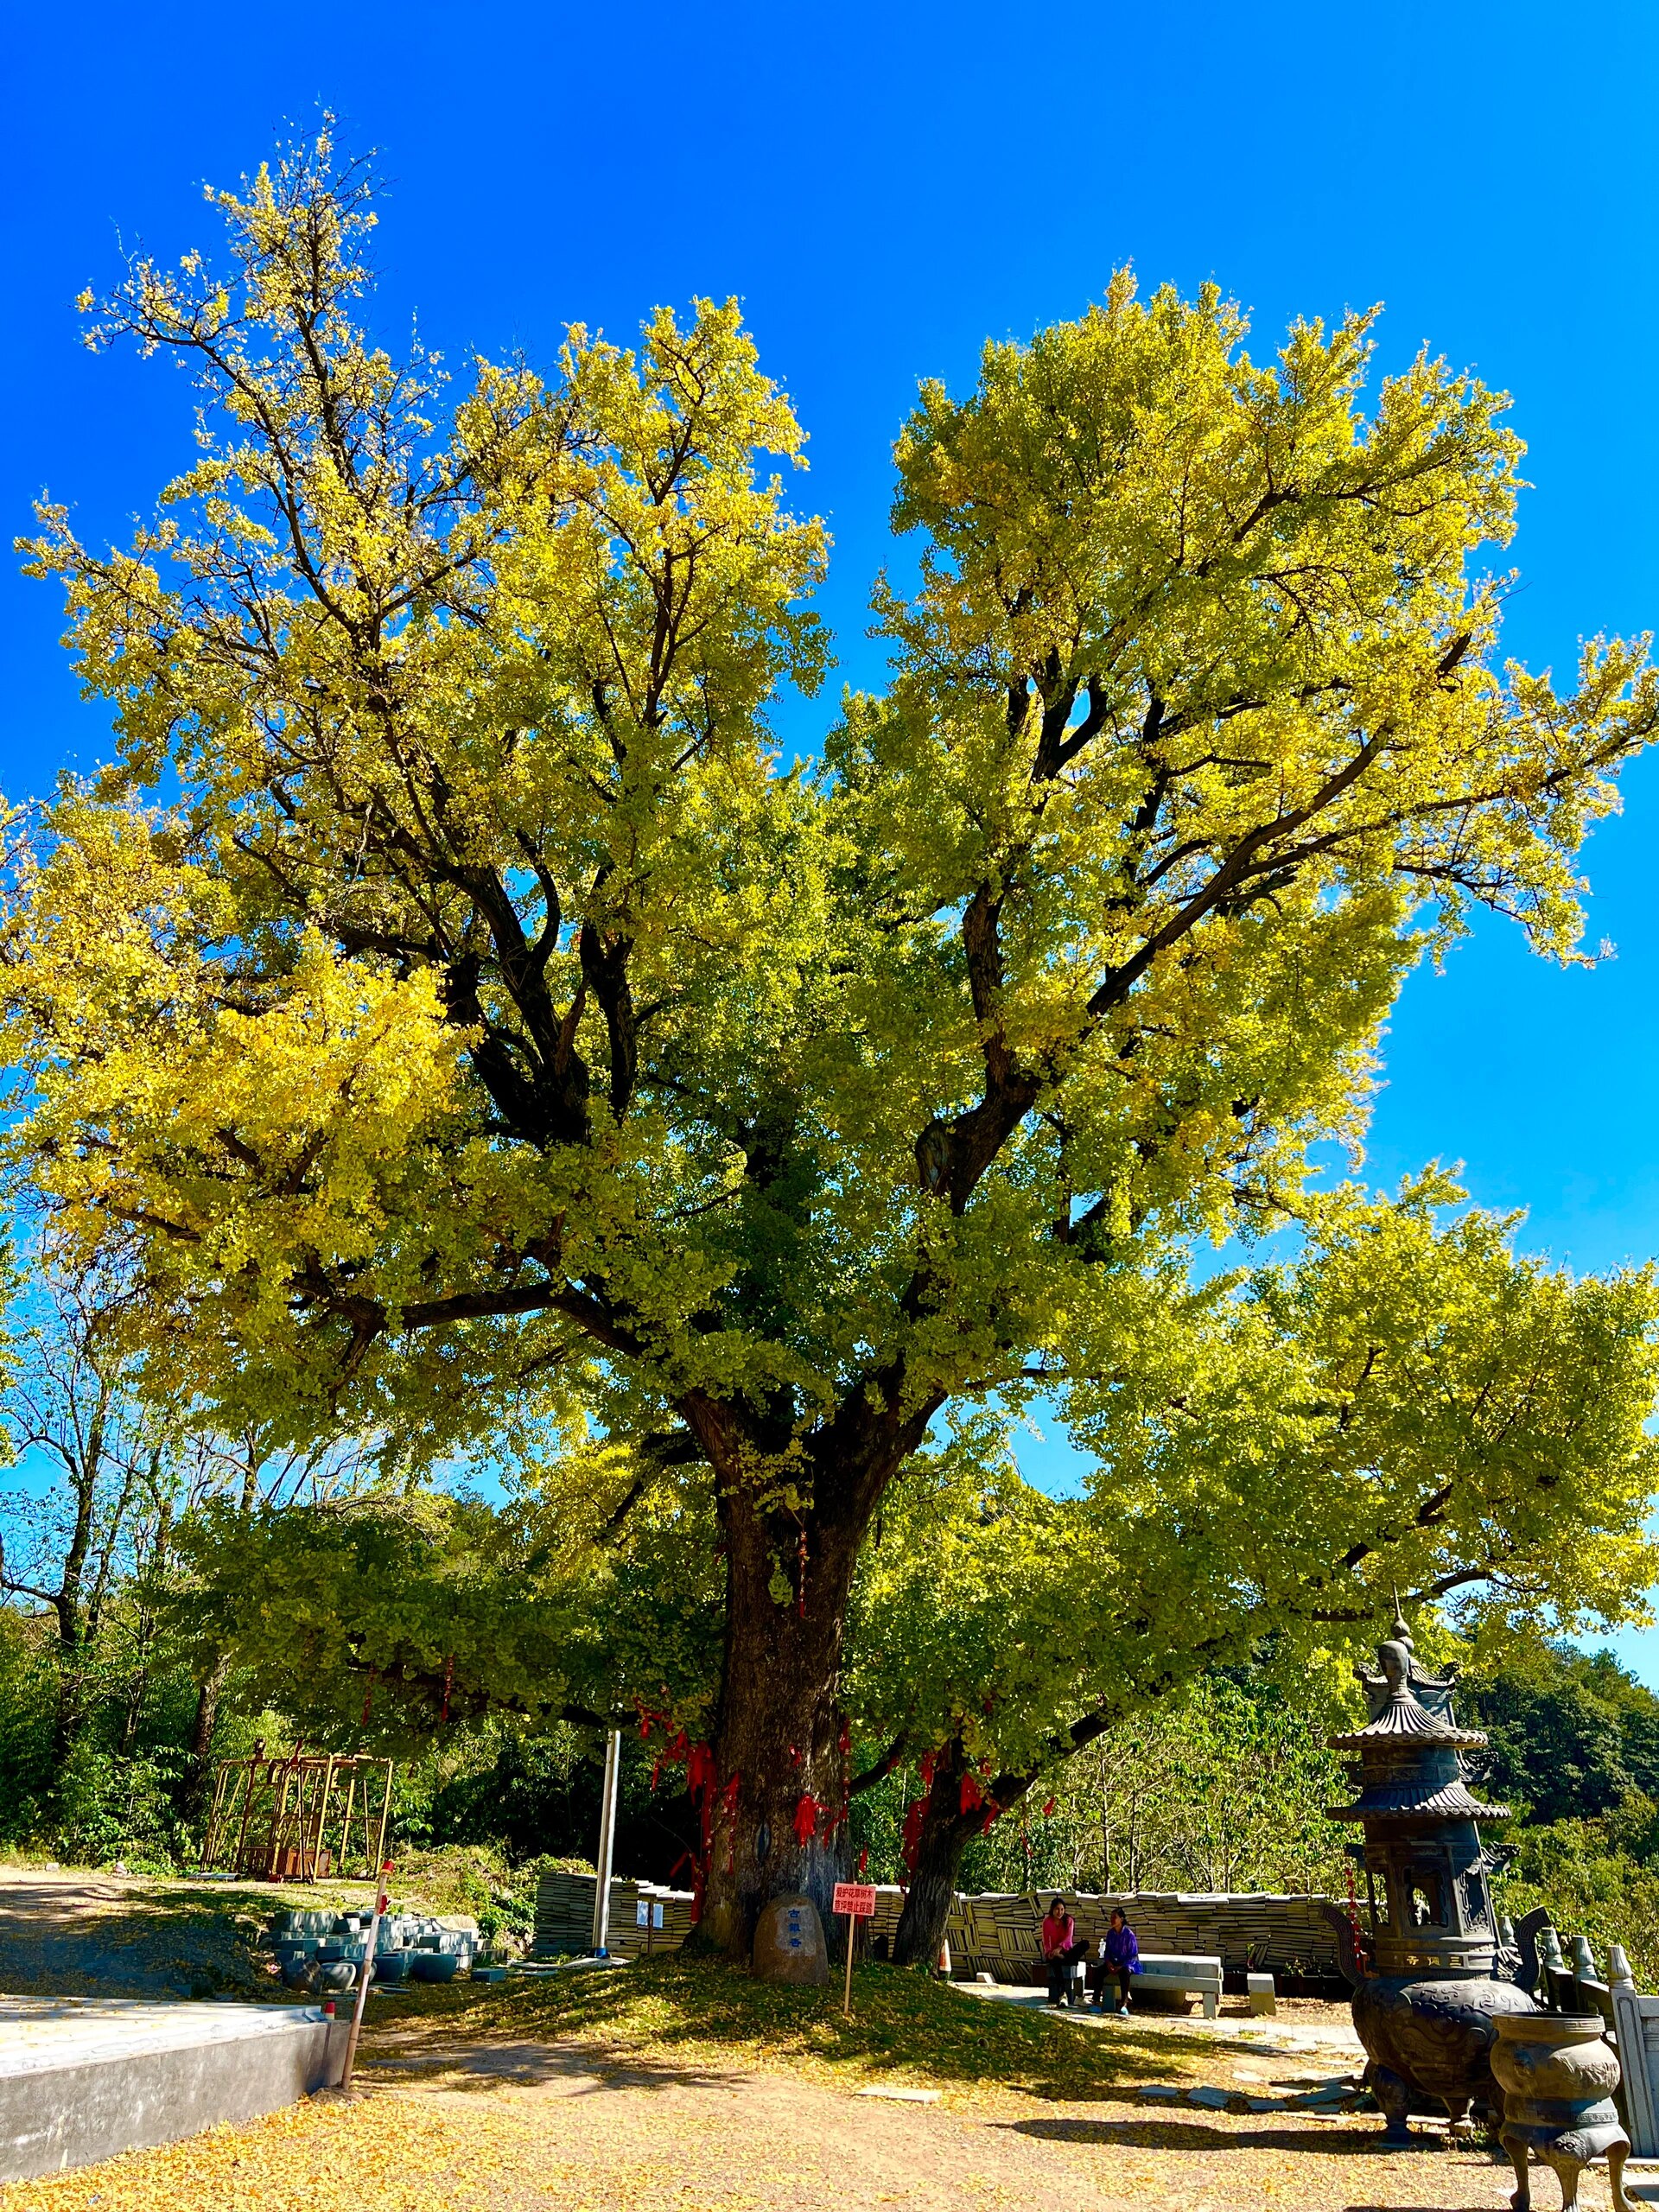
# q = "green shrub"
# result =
<box><xmin>50</xmin><ymin>1740</ymin><xmax>193</xmax><ymax>1869</ymax></box>
<box><xmin>1494</xmin><ymin>1804</ymin><xmax>1659</xmax><ymax>1988</ymax></box>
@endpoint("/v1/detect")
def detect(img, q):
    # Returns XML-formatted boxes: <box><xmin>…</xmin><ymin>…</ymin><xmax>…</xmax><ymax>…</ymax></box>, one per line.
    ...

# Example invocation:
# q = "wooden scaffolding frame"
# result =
<box><xmin>200</xmin><ymin>1743</ymin><xmax>394</xmax><ymax>1881</ymax></box>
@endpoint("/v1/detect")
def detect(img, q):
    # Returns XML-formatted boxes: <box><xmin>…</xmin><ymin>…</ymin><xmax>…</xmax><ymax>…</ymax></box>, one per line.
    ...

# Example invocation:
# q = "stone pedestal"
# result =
<box><xmin>751</xmin><ymin>1893</ymin><xmax>830</xmax><ymax>1986</ymax></box>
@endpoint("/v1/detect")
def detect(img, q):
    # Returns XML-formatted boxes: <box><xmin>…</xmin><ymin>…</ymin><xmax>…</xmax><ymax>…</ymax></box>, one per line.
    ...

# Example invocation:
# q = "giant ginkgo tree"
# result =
<box><xmin>5</xmin><ymin>134</ymin><xmax>1657</xmax><ymax>1951</ymax></box>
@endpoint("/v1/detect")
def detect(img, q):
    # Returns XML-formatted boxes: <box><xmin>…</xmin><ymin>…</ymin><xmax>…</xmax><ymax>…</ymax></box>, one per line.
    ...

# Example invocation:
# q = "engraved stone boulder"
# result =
<box><xmin>752</xmin><ymin>1891</ymin><xmax>830</xmax><ymax>1986</ymax></box>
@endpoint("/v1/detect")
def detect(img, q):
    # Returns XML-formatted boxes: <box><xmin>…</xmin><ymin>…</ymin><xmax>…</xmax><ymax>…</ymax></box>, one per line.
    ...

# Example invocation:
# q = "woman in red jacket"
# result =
<box><xmin>1040</xmin><ymin>1898</ymin><xmax>1086</xmax><ymax>2005</ymax></box>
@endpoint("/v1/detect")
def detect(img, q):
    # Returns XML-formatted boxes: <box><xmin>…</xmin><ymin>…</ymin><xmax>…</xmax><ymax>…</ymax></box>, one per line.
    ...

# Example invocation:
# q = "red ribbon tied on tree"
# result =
<box><xmin>958</xmin><ymin>1771</ymin><xmax>983</xmax><ymax>1816</ymax></box>
<box><xmin>900</xmin><ymin>1798</ymin><xmax>925</xmax><ymax>1871</ymax></box>
<box><xmin>1041</xmin><ymin>1796</ymin><xmax>1057</xmax><ymax>1819</ymax></box>
<box><xmin>793</xmin><ymin>1793</ymin><xmax>823</xmax><ymax>1847</ymax></box>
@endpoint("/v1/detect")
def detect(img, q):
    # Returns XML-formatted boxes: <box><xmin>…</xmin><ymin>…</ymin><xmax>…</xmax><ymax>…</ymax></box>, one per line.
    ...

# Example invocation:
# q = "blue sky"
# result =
<box><xmin>3</xmin><ymin>2</ymin><xmax>1658</xmax><ymax>1664</ymax></box>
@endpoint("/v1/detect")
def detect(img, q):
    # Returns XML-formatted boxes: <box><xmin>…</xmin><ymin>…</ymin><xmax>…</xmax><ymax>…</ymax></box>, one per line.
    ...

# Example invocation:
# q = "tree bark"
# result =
<box><xmin>696</xmin><ymin>1487</ymin><xmax>865</xmax><ymax>1956</ymax></box>
<box><xmin>182</xmin><ymin>1656</ymin><xmax>231</xmax><ymax>1822</ymax></box>
<box><xmin>892</xmin><ymin>1738</ymin><xmax>995</xmax><ymax>1968</ymax></box>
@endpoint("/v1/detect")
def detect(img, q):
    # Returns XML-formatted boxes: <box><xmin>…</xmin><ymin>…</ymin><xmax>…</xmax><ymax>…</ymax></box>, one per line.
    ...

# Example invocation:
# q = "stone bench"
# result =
<box><xmin>1128</xmin><ymin>1952</ymin><xmax>1224</xmax><ymax>2020</ymax></box>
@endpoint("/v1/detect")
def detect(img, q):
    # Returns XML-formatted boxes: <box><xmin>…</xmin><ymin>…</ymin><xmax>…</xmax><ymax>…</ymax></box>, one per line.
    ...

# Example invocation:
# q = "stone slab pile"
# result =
<box><xmin>532</xmin><ymin>1872</ymin><xmax>696</xmax><ymax>1960</ymax></box>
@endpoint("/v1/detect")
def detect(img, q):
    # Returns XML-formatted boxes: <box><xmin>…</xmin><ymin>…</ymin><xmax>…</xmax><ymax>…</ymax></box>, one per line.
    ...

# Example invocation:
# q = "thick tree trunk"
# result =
<box><xmin>892</xmin><ymin>1738</ymin><xmax>995</xmax><ymax>1968</ymax></box>
<box><xmin>696</xmin><ymin>1494</ymin><xmax>863</xmax><ymax>1957</ymax></box>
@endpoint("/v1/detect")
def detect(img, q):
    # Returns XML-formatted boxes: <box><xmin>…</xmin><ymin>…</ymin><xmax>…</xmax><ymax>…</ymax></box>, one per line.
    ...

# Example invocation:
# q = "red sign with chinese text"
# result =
<box><xmin>832</xmin><ymin>1881</ymin><xmax>878</xmax><ymax>1918</ymax></box>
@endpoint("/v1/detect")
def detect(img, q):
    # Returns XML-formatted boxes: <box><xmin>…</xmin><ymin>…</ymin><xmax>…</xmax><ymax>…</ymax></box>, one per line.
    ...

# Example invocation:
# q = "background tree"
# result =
<box><xmin>168</xmin><ymin>1420</ymin><xmax>391</xmax><ymax>1813</ymax></box>
<box><xmin>848</xmin><ymin>1180</ymin><xmax>1659</xmax><ymax>1961</ymax></box>
<box><xmin>957</xmin><ymin>1672</ymin><xmax>1353</xmax><ymax>1901</ymax></box>
<box><xmin>1463</xmin><ymin>1642</ymin><xmax>1659</xmax><ymax>1827</ymax></box>
<box><xmin>168</xmin><ymin>1443</ymin><xmax>722</xmax><ymax>1751</ymax></box>
<box><xmin>0</xmin><ymin>1275</ymin><xmax>163</xmax><ymax>1766</ymax></box>
<box><xmin>6</xmin><ymin>135</ymin><xmax>1658</xmax><ymax>1948</ymax></box>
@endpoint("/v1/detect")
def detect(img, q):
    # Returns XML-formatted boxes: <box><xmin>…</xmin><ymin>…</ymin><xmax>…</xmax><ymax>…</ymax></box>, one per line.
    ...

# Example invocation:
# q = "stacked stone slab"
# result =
<box><xmin>899</xmin><ymin>1889</ymin><xmax>1343</xmax><ymax>1983</ymax></box>
<box><xmin>532</xmin><ymin>1871</ymin><xmax>697</xmax><ymax>1960</ymax></box>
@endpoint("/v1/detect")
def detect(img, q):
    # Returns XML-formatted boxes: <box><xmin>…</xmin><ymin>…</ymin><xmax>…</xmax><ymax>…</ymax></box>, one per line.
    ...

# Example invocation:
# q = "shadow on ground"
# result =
<box><xmin>363</xmin><ymin>1955</ymin><xmax>1205</xmax><ymax>2107</ymax></box>
<box><xmin>0</xmin><ymin>1870</ymin><xmax>282</xmax><ymax>1999</ymax></box>
<box><xmin>1003</xmin><ymin>2113</ymin><xmax>1484</xmax><ymax>2158</ymax></box>
<box><xmin>365</xmin><ymin>2032</ymin><xmax>753</xmax><ymax>2101</ymax></box>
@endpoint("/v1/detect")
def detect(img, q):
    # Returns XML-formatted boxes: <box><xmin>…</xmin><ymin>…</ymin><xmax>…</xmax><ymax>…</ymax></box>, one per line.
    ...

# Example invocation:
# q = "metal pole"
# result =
<box><xmin>200</xmin><ymin>1762</ymin><xmax>229</xmax><ymax>1869</ymax></box>
<box><xmin>590</xmin><ymin>1729</ymin><xmax>622</xmax><ymax>1957</ymax></box>
<box><xmin>338</xmin><ymin>1771</ymin><xmax>358</xmax><ymax>1873</ymax></box>
<box><xmin>232</xmin><ymin>1751</ymin><xmax>264</xmax><ymax>1877</ymax></box>
<box><xmin>340</xmin><ymin>1859</ymin><xmax>391</xmax><ymax>2094</ymax></box>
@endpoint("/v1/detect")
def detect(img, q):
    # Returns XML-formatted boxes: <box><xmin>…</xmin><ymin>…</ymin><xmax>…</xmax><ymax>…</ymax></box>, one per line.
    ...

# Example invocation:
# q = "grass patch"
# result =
<box><xmin>369</xmin><ymin>1953</ymin><xmax>1200</xmax><ymax>2104</ymax></box>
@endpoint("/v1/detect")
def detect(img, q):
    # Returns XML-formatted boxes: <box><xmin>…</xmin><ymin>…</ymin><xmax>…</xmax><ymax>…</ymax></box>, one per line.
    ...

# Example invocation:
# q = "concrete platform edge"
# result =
<box><xmin>1</xmin><ymin>2012</ymin><xmax>343</xmax><ymax>2182</ymax></box>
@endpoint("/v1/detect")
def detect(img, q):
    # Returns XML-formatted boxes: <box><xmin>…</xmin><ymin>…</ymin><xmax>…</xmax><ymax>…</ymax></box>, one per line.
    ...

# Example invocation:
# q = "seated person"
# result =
<box><xmin>1093</xmin><ymin>1906</ymin><xmax>1141</xmax><ymax>2013</ymax></box>
<box><xmin>1039</xmin><ymin>1897</ymin><xmax>1087</xmax><ymax>2005</ymax></box>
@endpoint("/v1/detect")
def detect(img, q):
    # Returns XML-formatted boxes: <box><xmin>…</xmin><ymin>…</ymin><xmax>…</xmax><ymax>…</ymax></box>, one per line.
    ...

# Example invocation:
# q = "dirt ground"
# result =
<box><xmin>348</xmin><ymin>2016</ymin><xmax>1561</xmax><ymax>2212</ymax></box>
<box><xmin>3</xmin><ymin>1993</ymin><xmax>1628</xmax><ymax>2212</ymax></box>
<box><xmin>0</xmin><ymin>1870</ymin><xmax>1637</xmax><ymax>2211</ymax></box>
<box><xmin>0</xmin><ymin>1863</ymin><xmax>383</xmax><ymax>1998</ymax></box>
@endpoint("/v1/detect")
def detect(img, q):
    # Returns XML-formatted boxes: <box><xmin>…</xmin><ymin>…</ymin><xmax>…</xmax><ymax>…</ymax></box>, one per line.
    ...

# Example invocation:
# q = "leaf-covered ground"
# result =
<box><xmin>0</xmin><ymin>1956</ymin><xmax>1585</xmax><ymax>2210</ymax></box>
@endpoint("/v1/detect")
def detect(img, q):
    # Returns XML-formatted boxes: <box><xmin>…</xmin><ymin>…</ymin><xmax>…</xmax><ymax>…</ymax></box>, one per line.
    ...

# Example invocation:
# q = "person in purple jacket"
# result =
<box><xmin>1096</xmin><ymin>1906</ymin><xmax>1141</xmax><ymax>2013</ymax></box>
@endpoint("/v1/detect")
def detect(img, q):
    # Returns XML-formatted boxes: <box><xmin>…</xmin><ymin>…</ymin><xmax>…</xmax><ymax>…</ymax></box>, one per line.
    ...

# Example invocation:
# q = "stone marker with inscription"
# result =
<box><xmin>752</xmin><ymin>1892</ymin><xmax>830</xmax><ymax>1986</ymax></box>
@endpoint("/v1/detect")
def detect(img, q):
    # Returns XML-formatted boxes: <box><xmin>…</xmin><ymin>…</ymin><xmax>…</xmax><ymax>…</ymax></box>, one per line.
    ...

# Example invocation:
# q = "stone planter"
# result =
<box><xmin>1490</xmin><ymin>2012</ymin><xmax>1632</xmax><ymax>2211</ymax></box>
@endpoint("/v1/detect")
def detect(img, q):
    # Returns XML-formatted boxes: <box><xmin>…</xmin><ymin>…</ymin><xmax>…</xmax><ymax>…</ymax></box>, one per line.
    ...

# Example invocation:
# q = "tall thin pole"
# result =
<box><xmin>311</xmin><ymin>1756</ymin><xmax>337</xmax><ymax>1882</ymax></box>
<box><xmin>590</xmin><ymin>1729</ymin><xmax>622</xmax><ymax>1957</ymax></box>
<box><xmin>340</xmin><ymin>1859</ymin><xmax>391</xmax><ymax>2094</ymax></box>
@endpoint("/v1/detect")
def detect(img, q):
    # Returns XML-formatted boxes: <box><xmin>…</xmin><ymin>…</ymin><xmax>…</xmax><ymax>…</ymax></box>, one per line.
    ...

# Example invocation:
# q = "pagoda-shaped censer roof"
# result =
<box><xmin>1326</xmin><ymin>1608</ymin><xmax>1510</xmax><ymax>1826</ymax></box>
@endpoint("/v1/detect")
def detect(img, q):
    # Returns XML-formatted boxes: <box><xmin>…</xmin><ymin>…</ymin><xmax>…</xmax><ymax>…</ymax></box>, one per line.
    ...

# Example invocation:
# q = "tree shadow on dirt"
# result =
<box><xmin>363</xmin><ymin>1956</ymin><xmax>1206</xmax><ymax>2103</ymax></box>
<box><xmin>364</xmin><ymin>2036</ymin><xmax>753</xmax><ymax>2098</ymax></box>
<box><xmin>1003</xmin><ymin>2113</ymin><xmax>1494</xmax><ymax>2159</ymax></box>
